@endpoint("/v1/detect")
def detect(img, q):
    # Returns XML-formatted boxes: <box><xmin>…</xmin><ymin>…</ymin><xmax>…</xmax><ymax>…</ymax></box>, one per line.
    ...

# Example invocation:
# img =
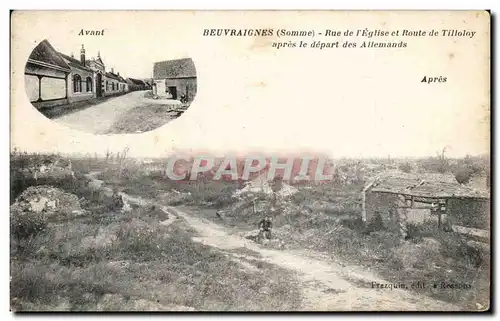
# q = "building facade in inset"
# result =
<box><xmin>25</xmin><ymin>39</ymin><xmax>130</xmax><ymax>109</ymax></box>
<box><xmin>24</xmin><ymin>40</ymin><xmax>72</xmax><ymax>109</ymax></box>
<box><xmin>126</xmin><ymin>78</ymin><xmax>147</xmax><ymax>91</ymax></box>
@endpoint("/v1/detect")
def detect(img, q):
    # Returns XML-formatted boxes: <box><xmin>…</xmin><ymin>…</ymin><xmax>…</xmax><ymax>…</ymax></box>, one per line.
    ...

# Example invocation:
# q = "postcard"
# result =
<box><xmin>10</xmin><ymin>10</ymin><xmax>490</xmax><ymax>312</ymax></box>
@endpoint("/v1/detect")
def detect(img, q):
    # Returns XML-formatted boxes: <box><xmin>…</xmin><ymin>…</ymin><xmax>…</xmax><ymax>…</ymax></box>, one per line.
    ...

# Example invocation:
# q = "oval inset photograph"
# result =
<box><xmin>24</xmin><ymin>39</ymin><xmax>197</xmax><ymax>135</ymax></box>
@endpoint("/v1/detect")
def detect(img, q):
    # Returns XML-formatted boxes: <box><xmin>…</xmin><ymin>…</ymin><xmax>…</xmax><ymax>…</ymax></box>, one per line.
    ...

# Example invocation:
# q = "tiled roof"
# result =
<box><xmin>153</xmin><ymin>58</ymin><xmax>196</xmax><ymax>79</ymax></box>
<box><xmin>58</xmin><ymin>52</ymin><xmax>94</xmax><ymax>72</ymax></box>
<box><xmin>366</xmin><ymin>171</ymin><xmax>490</xmax><ymax>199</ymax></box>
<box><xmin>27</xmin><ymin>40</ymin><xmax>71</xmax><ymax>71</ymax></box>
<box><xmin>105</xmin><ymin>72</ymin><xmax>126</xmax><ymax>82</ymax></box>
<box><xmin>127</xmin><ymin>77</ymin><xmax>146</xmax><ymax>85</ymax></box>
<box><xmin>86</xmin><ymin>57</ymin><xmax>105</xmax><ymax>67</ymax></box>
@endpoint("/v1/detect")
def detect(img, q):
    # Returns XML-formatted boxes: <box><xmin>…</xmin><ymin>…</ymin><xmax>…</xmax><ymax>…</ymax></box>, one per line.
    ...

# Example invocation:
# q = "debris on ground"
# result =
<box><xmin>233</xmin><ymin>175</ymin><xmax>274</xmax><ymax>198</ymax></box>
<box><xmin>241</xmin><ymin>230</ymin><xmax>286</xmax><ymax>249</ymax></box>
<box><xmin>11</xmin><ymin>185</ymin><xmax>85</xmax><ymax>219</ymax></box>
<box><xmin>276</xmin><ymin>183</ymin><xmax>298</xmax><ymax>198</ymax></box>
<box><xmin>13</xmin><ymin>154</ymin><xmax>75</xmax><ymax>181</ymax></box>
<box><xmin>156</xmin><ymin>190</ymin><xmax>194</xmax><ymax>206</ymax></box>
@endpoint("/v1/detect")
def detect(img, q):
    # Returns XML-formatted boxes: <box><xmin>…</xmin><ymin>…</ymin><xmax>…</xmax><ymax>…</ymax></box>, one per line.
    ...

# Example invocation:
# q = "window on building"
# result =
<box><xmin>73</xmin><ymin>74</ymin><xmax>82</xmax><ymax>93</ymax></box>
<box><xmin>106</xmin><ymin>81</ymin><xmax>108</xmax><ymax>91</ymax></box>
<box><xmin>25</xmin><ymin>75</ymin><xmax>40</xmax><ymax>102</ymax></box>
<box><xmin>41</xmin><ymin>77</ymin><xmax>65</xmax><ymax>100</ymax></box>
<box><xmin>112</xmin><ymin>82</ymin><xmax>115</xmax><ymax>91</ymax></box>
<box><xmin>86</xmin><ymin>77</ymin><xmax>93</xmax><ymax>92</ymax></box>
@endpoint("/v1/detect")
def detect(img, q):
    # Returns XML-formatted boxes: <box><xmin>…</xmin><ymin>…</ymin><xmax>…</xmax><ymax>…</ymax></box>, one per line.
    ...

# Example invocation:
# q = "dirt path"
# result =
<box><xmin>55</xmin><ymin>91</ymin><xmax>150</xmax><ymax>134</ymax></box>
<box><xmin>121</xmin><ymin>195</ymin><xmax>459</xmax><ymax>311</ymax></box>
<box><xmin>84</xmin><ymin>173</ymin><xmax>460</xmax><ymax>311</ymax></box>
<box><xmin>167</xmin><ymin>206</ymin><xmax>461</xmax><ymax>311</ymax></box>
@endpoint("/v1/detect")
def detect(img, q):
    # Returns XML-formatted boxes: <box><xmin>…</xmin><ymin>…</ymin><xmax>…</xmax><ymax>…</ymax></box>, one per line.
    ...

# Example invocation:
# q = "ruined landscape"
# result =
<box><xmin>9</xmin><ymin>149</ymin><xmax>491</xmax><ymax>311</ymax></box>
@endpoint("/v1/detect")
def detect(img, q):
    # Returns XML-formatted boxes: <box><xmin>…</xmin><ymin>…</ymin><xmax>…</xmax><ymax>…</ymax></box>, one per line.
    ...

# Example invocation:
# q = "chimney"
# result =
<box><xmin>111</xmin><ymin>67</ymin><xmax>114</xmax><ymax>74</ymax></box>
<box><xmin>117</xmin><ymin>72</ymin><xmax>120</xmax><ymax>76</ymax></box>
<box><xmin>80</xmin><ymin>44</ymin><xmax>86</xmax><ymax>66</ymax></box>
<box><xmin>70</xmin><ymin>52</ymin><xmax>74</xmax><ymax>58</ymax></box>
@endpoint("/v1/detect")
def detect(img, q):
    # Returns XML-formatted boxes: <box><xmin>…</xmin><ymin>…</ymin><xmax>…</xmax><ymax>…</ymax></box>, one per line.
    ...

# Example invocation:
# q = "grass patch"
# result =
<box><xmin>97</xmin><ymin>168</ymin><xmax>241</xmax><ymax>209</ymax></box>
<box><xmin>10</xmin><ymin>154</ymin><xmax>302</xmax><ymax>311</ymax></box>
<box><xmin>296</xmin><ymin>217</ymin><xmax>489</xmax><ymax>310</ymax></box>
<box><xmin>11</xmin><ymin>214</ymin><xmax>302</xmax><ymax>311</ymax></box>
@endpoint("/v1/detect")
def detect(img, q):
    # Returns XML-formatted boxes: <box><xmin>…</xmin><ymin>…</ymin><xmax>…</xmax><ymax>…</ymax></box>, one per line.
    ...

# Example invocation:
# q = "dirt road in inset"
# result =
<box><xmin>54</xmin><ymin>91</ymin><xmax>150</xmax><ymax>134</ymax></box>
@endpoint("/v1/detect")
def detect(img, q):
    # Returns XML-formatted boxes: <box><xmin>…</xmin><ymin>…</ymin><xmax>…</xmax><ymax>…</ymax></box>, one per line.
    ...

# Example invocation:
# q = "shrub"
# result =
<box><xmin>364</xmin><ymin>213</ymin><xmax>385</xmax><ymax>233</ymax></box>
<box><xmin>453</xmin><ymin>166</ymin><xmax>478</xmax><ymax>185</ymax></box>
<box><xmin>10</xmin><ymin>208</ymin><xmax>48</xmax><ymax>258</ymax></box>
<box><xmin>290</xmin><ymin>191</ymin><xmax>307</xmax><ymax>204</ymax></box>
<box><xmin>438</xmin><ymin>233</ymin><xmax>485</xmax><ymax>268</ymax></box>
<box><xmin>11</xmin><ymin>210</ymin><xmax>48</xmax><ymax>242</ymax></box>
<box><xmin>10</xmin><ymin>263</ymin><xmax>60</xmax><ymax>304</ymax></box>
<box><xmin>405</xmin><ymin>223</ymin><xmax>424</xmax><ymax>241</ymax></box>
<box><xmin>399</xmin><ymin>162</ymin><xmax>412</xmax><ymax>173</ymax></box>
<box><xmin>340</xmin><ymin>217</ymin><xmax>365</xmax><ymax>231</ymax></box>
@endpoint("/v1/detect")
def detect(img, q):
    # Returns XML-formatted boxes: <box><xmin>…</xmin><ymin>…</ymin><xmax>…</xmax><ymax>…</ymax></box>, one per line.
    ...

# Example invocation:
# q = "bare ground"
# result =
<box><xmin>11</xmin><ymin>170</ymin><xmax>478</xmax><ymax>312</ymax></box>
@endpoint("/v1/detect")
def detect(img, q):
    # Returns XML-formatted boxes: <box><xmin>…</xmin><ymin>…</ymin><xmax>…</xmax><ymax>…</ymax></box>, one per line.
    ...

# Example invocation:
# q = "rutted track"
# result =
<box><xmin>86</xmin><ymin>173</ymin><xmax>460</xmax><ymax>311</ymax></box>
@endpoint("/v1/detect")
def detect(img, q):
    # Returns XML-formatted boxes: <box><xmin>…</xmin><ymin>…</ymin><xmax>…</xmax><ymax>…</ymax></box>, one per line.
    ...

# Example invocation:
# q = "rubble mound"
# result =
<box><xmin>11</xmin><ymin>185</ymin><xmax>84</xmax><ymax>219</ymax></box>
<box><xmin>276</xmin><ymin>183</ymin><xmax>298</xmax><ymax>198</ymax></box>
<box><xmin>232</xmin><ymin>178</ymin><xmax>298</xmax><ymax>200</ymax></box>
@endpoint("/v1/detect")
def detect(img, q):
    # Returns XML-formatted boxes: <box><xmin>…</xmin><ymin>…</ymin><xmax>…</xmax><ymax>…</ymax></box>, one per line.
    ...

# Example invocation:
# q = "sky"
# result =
<box><xmin>41</xmin><ymin>31</ymin><xmax>191</xmax><ymax>80</ymax></box>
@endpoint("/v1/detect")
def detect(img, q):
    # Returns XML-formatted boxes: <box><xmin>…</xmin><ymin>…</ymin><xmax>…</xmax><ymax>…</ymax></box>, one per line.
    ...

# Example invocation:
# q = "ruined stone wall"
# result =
<box><xmin>364</xmin><ymin>191</ymin><xmax>399</xmax><ymax>231</ymax></box>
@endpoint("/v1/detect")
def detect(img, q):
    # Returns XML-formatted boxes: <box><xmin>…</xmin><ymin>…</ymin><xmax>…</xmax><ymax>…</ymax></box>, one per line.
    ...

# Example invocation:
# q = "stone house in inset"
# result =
<box><xmin>58</xmin><ymin>48</ymin><xmax>95</xmax><ymax>104</ymax></box>
<box><xmin>153</xmin><ymin>58</ymin><xmax>197</xmax><ymax>103</ymax></box>
<box><xmin>126</xmin><ymin>78</ymin><xmax>147</xmax><ymax>91</ymax></box>
<box><xmin>104</xmin><ymin>68</ymin><xmax>128</xmax><ymax>96</ymax></box>
<box><xmin>59</xmin><ymin>48</ymin><xmax>127</xmax><ymax>100</ymax></box>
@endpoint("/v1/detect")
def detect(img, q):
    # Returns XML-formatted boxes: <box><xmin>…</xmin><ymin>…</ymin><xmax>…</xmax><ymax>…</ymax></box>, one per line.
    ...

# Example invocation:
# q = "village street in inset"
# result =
<box><xmin>24</xmin><ymin>39</ymin><xmax>197</xmax><ymax>135</ymax></box>
<box><xmin>53</xmin><ymin>90</ymin><xmax>183</xmax><ymax>135</ymax></box>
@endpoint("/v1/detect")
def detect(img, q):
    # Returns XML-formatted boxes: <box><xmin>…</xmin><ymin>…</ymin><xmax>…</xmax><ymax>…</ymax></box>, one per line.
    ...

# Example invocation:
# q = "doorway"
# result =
<box><xmin>96</xmin><ymin>73</ymin><xmax>103</xmax><ymax>98</ymax></box>
<box><xmin>168</xmin><ymin>86</ymin><xmax>177</xmax><ymax>99</ymax></box>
